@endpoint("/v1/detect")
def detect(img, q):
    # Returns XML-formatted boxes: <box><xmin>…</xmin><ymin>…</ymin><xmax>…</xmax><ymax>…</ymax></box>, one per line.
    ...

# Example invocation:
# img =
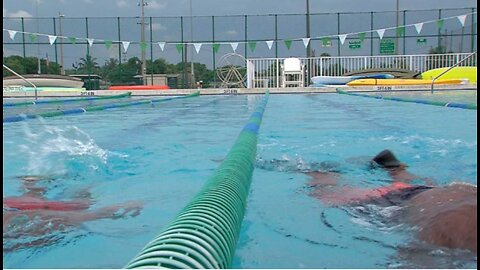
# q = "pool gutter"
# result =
<box><xmin>2</xmin><ymin>84</ymin><xmax>477</xmax><ymax>98</ymax></box>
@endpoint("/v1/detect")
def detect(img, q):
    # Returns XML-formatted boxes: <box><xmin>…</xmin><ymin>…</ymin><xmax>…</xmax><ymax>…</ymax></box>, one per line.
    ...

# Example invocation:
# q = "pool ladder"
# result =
<box><xmin>430</xmin><ymin>51</ymin><xmax>477</xmax><ymax>93</ymax></box>
<box><xmin>3</xmin><ymin>64</ymin><xmax>38</xmax><ymax>100</ymax></box>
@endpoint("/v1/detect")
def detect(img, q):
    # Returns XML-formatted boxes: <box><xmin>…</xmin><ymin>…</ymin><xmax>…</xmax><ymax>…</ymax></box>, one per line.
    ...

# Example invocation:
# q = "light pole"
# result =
<box><xmin>59</xmin><ymin>13</ymin><xmax>65</xmax><ymax>75</ymax></box>
<box><xmin>139</xmin><ymin>0</ymin><xmax>147</xmax><ymax>85</ymax></box>
<box><xmin>189</xmin><ymin>0</ymin><xmax>195</xmax><ymax>88</ymax></box>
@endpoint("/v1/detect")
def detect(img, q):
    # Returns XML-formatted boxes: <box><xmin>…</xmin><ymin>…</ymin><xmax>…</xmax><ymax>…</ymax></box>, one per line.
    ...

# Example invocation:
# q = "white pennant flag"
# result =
<box><xmin>376</xmin><ymin>29</ymin><xmax>386</xmax><ymax>40</ymax></box>
<box><xmin>48</xmin><ymin>35</ymin><xmax>57</xmax><ymax>45</ymax></box>
<box><xmin>338</xmin><ymin>34</ymin><xmax>347</xmax><ymax>45</ymax></box>
<box><xmin>302</xmin><ymin>38</ymin><xmax>310</xmax><ymax>48</ymax></box>
<box><xmin>414</xmin><ymin>23</ymin><xmax>423</xmax><ymax>34</ymax></box>
<box><xmin>87</xmin><ymin>38</ymin><xmax>94</xmax><ymax>47</ymax></box>
<box><xmin>157</xmin><ymin>42</ymin><xmax>166</xmax><ymax>51</ymax></box>
<box><xmin>8</xmin><ymin>30</ymin><xmax>17</xmax><ymax>40</ymax></box>
<box><xmin>266</xmin><ymin>40</ymin><xmax>274</xmax><ymax>50</ymax></box>
<box><xmin>122</xmin><ymin>41</ymin><xmax>130</xmax><ymax>52</ymax></box>
<box><xmin>194</xmin><ymin>43</ymin><xmax>202</xmax><ymax>53</ymax></box>
<box><xmin>230</xmin><ymin>42</ymin><xmax>238</xmax><ymax>52</ymax></box>
<box><xmin>457</xmin><ymin>15</ymin><xmax>467</xmax><ymax>27</ymax></box>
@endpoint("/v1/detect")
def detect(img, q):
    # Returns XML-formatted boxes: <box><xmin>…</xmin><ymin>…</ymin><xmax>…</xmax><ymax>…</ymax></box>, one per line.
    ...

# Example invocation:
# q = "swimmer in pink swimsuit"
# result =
<box><xmin>3</xmin><ymin>176</ymin><xmax>143</xmax><ymax>252</ymax></box>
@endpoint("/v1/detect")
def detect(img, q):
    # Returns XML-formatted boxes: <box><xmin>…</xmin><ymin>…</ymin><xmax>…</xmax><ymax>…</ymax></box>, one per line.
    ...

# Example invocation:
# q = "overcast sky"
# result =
<box><xmin>3</xmin><ymin>0</ymin><xmax>477</xmax><ymax>69</ymax></box>
<box><xmin>3</xmin><ymin>0</ymin><xmax>478</xmax><ymax>18</ymax></box>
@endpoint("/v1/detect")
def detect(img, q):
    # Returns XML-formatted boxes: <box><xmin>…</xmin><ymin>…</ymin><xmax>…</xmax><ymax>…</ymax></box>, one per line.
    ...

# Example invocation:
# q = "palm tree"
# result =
<box><xmin>78</xmin><ymin>54</ymin><xmax>99</xmax><ymax>71</ymax></box>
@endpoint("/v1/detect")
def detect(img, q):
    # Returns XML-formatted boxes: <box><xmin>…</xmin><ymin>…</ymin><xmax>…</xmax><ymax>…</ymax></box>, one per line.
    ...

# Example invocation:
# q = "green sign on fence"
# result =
<box><xmin>379</xmin><ymin>39</ymin><xmax>395</xmax><ymax>54</ymax></box>
<box><xmin>348</xmin><ymin>40</ymin><xmax>362</xmax><ymax>50</ymax></box>
<box><xmin>417</xmin><ymin>38</ymin><xmax>427</xmax><ymax>45</ymax></box>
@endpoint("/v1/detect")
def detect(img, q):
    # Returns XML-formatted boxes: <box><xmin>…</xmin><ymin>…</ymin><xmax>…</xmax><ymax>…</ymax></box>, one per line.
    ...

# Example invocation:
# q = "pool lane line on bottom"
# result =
<box><xmin>336</xmin><ymin>89</ymin><xmax>477</xmax><ymax>110</ymax></box>
<box><xmin>125</xmin><ymin>92</ymin><xmax>270</xmax><ymax>269</ymax></box>
<box><xmin>3</xmin><ymin>92</ymin><xmax>132</xmax><ymax>108</ymax></box>
<box><xmin>3</xmin><ymin>91</ymin><xmax>200</xmax><ymax>124</ymax></box>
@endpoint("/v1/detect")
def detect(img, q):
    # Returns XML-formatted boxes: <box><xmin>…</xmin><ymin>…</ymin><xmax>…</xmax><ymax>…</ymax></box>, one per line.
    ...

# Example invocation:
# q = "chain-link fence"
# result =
<box><xmin>3</xmin><ymin>7</ymin><xmax>477</xmax><ymax>88</ymax></box>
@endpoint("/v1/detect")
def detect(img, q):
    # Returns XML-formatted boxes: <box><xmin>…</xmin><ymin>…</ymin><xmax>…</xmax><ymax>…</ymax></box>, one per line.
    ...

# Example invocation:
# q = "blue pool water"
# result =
<box><xmin>3</xmin><ymin>93</ymin><xmax>477</xmax><ymax>268</ymax></box>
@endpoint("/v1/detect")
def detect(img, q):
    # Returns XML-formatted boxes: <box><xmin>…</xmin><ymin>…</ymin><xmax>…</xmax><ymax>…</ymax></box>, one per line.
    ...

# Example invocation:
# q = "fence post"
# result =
<box><xmin>212</xmin><ymin>16</ymin><xmax>216</xmax><ymax>87</ymax></box>
<box><xmin>370</xmin><ymin>12</ymin><xmax>374</xmax><ymax>57</ymax></box>
<box><xmin>245</xmin><ymin>15</ymin><xmax>248</xmax><ymax>60</ymax></box>
<box><xmin>150</xmin><ymin>16</ymin><xmax>153</xmax><ymax>86</ymax></box>
<box><xmin>53</xmin><ymin>17</ymin><xmax>58</xmax><ymax>67</ymax></box>
<box><xmin>117</xmin><ymin>17</ymin><xmax>122</xmax><ymax>65</ymax></box>
<box><xmin>409</xmin><ymin>55</ymin><xmax>413</xmax><ymax>71</ymax></box>
<box><xmin>471</xmin><ymin>8</ymin><xmax>476</xmax><ymax>52</ymax></box>
<box><xmin>437</xmin><ymin>9</ymin><xmax>442</xmax><ymax>49</ymax></box>
<box><xmin>337</xmin><ymin>13</ymin><xmax>341</xmax><ymax>57</ymax></box>
<box><xmin>181</xmin><ymin>16</ymin><xmax>185</xmax><ymax>89</ymax></box>
<box><xmin>85</xmin><ymin>17</ymin><xmax>91</xmax><ymax>81</ymax></box>
<box><xmin>275</xmin><ymin>14</ymin><xmax>278</xmax><ymax>58</ymax></box>
<box><xmin>21</xmin><ymin>17</ymin><xmax>26</xmax><ymax>74</ymax></box>
<box><xmin>403</xmin><ymin>10</ymin><xmax>406</xmax><ymax>55</ymax></box>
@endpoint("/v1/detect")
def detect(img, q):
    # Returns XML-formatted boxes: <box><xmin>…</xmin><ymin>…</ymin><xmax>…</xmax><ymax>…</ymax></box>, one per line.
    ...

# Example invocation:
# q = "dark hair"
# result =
<box><xmin>372</xmin><ymin>149</ymin><xmax>401</xmax><ymax>168</ymax></box>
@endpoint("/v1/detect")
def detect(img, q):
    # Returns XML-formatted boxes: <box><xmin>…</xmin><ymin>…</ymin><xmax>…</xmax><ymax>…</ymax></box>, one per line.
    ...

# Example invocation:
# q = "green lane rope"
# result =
<box><xmin>125</xmin><ymin>92</ymin><xmax>270</xmax><ymax>269</ymax></box>
<box><xmin>336</xmin><ymin>89</ymin><xmax>477</xmax><ymax>110</ymax></box>
<box><xmin>3</xmin><ymin>91</ymin><xmax>200</xmax><ymax>123</ymax></box>
<box><xmin>3</xmin><ymin>92</ymin><xmax>132</xmax><ymax>107</ymax></box>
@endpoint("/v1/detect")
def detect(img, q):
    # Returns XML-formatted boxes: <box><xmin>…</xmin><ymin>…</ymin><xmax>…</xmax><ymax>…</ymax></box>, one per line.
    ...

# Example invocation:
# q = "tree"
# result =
<box><xmin>72</xmin><ymin>54</ymin><xmax>100</xmax><ymax>74</ymax></box>
<box><xmin>3</xmin><ymin>55</ymin><xmax>60</xmax><ymax>76</ymax></box>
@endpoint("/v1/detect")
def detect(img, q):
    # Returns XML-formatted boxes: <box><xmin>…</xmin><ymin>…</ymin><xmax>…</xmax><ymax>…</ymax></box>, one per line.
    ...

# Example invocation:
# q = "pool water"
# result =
<box><xmin>3</xmin><ymin>93</ymin><xmax>477</xmax><ymax>268</ymax></box>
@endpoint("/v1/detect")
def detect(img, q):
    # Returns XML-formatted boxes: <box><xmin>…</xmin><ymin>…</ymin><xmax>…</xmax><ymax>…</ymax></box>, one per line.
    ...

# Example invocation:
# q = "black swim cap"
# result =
<box><xmin>372</xmin><ymin>149</ymin><xmax>401</xmax><ymax>168</ymax></box>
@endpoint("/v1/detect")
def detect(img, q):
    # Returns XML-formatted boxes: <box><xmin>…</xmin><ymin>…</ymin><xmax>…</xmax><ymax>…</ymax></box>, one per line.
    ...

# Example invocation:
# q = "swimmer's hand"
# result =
<box><xmin>111</xmin><ymin>201</ymin><xmax>143</xmax><ymax>219</ymax></box>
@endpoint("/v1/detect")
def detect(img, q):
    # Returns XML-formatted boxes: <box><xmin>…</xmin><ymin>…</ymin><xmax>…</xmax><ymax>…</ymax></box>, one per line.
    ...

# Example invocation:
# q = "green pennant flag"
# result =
<box><xmin>105</xmin><ymin>40</ymin><xmax>112</xmax><ymax>49</ymax></box>
<box><xmin>213</xmin><ymin>43</ymin><xmax>221</xmax><ymax>53</ymax></box>
<box><xmin>140</xmin><ymin>41</ymin><xmax>148</xmax><ymax>52</ymax></box>
<box><xmin>321</xmin><ymin>37</ymin><xmax>330</xmax><ymax>46</ymax></box>
<box><xmin>68</xmin><ymin>37</ymin><xmax>76</xmax><ymax>44</ymax></box>
<box><xmin>29</xmin><ymin>33</ymin><xmax>37</xmax><ymax>42</ymax></box>
<box><xmin>358</xmin><ymin>32</ymin><xmax>366</xmax><ymax>42</ymax></box>
<box><xmin>284</xmin><ymin>39</ymin><xmax>292</xmax><ymax>50</ymax></box>
<box><xmin>396</xmin><ymin>26</ymin><xmax>405</xmax><ymax>37</ymax></box>
<box><xmin>436</xmin><ymin>19</ymin><xmax>444</xmax><ymax>29</ymax></box>
<box><xmin>248</xmin><ymin>41</ymin><xmax>257</xmax><ymax>52</ymax></box>
<box><xmin>175</xmin><ymin>44</ymin><xmax>184</xmax><ymax>54</ymax></box>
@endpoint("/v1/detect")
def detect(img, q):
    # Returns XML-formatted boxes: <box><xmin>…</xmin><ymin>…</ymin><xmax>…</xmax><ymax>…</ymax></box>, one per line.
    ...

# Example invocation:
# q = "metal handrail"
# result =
<box><xmin>431</xmin><ymin>51</ymin><xmax>477</xmax><ymax>93</ymax></box>
<box><xmin>3</xmin><ymin>64</ymin><xmax>38</xmax><ymax>100</ymax></box>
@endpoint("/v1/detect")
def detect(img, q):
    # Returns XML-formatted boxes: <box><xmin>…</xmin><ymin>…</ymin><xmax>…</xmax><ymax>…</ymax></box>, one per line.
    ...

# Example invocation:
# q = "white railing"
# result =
<box><xmin>246</xmin><ymin>53</ymin><xmax>477</xmax><ymax>88</ymax></box>
<box><xmin>3</xmin><ymin>64</ymin><xmax>38</xmax><ymax>99</ymax></box>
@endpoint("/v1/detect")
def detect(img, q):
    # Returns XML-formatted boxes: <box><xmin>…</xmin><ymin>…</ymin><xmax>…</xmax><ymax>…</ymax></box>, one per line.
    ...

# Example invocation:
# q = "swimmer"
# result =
<box><xmin>308</xmin><ymin>150</ymin><xmax>477</xmax><ymax>255</ymax></box>
<box><xmin>3</xmin><ymin>176</ymin><xmax>143</xmax><ymax>252</ymax></box>
<box><xmin>257</xmin><ymin>150</ymin><xmax>477</xmax><ymax>256</ymax></box>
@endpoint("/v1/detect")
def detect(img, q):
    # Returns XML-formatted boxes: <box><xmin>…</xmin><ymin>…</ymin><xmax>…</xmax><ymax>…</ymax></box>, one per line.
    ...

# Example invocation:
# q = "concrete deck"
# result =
<box><xmin>3</xmin><ymin>84</ymin><xmax>477</xmax><ymax>98</ymax></box>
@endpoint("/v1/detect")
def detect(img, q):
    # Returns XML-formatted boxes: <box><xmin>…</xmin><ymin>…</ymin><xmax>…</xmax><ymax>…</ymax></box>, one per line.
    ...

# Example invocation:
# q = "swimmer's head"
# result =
<box><xmin>372</xmin><ymin>149</ymin><xmax>403</xmax><ymax>168</ymax></box>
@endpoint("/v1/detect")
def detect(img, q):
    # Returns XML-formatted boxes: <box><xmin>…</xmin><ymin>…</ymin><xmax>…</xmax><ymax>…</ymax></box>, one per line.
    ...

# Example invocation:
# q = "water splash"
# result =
<box><xmin>18</xmin><ymin>122</ymin><xmax>109</xmax><ymax>176</ymax></box>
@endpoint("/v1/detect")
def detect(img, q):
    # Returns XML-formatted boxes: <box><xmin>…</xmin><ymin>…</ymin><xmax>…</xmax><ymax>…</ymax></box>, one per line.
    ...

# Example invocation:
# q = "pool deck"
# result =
<box><xmin>3</xmin><ymin>84</ymin><xmax>477</xmax><ymax>98</ymax></box>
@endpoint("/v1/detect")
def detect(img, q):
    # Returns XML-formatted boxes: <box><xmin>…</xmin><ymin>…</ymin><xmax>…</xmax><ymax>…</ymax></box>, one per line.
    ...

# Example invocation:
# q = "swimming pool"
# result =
<box><xmin>3</xmin><ymin>93</ymin><xmax>477</xmax><ymax>268</ymax></box>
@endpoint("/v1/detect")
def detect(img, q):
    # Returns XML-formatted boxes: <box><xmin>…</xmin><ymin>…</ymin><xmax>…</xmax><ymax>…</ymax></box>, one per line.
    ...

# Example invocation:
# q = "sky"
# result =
<box><xmin>3</xmin><ymin>0</ymin><xmax>478</xmax><ymax>18</ymax></box>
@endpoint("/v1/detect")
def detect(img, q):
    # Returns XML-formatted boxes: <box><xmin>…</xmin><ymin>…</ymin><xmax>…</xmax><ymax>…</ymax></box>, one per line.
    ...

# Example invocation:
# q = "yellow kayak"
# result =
<box><xmin>421</xmin><ymin>66</ymin><xmax>477</xmax><ymax>83</ymax></box>
<box><xmin>347</xmin><ymin>78</ymin><xmax>465</xmax><ymax>86</ymax></box>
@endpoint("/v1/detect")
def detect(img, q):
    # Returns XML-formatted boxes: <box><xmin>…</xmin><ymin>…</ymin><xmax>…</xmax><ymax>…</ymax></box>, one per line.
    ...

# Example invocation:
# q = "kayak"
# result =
<box><xmin>109</xmin><ymin>85</ymin><xmax>170</xmax><ymax>90</ymax></box>
<box><xmin>347</xmin><ymin>78</ymin><xmax>466</xmax><ymax>86</ymax></box>
<box><xmin>421</xmin><ymin>66</ymin><xmax>477</xmax><ymax>83</ymax></box>
<box><xmin>311</xmin><ymin>74</ymin><xmax>394</xmax><ymax>85</ymax></box>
